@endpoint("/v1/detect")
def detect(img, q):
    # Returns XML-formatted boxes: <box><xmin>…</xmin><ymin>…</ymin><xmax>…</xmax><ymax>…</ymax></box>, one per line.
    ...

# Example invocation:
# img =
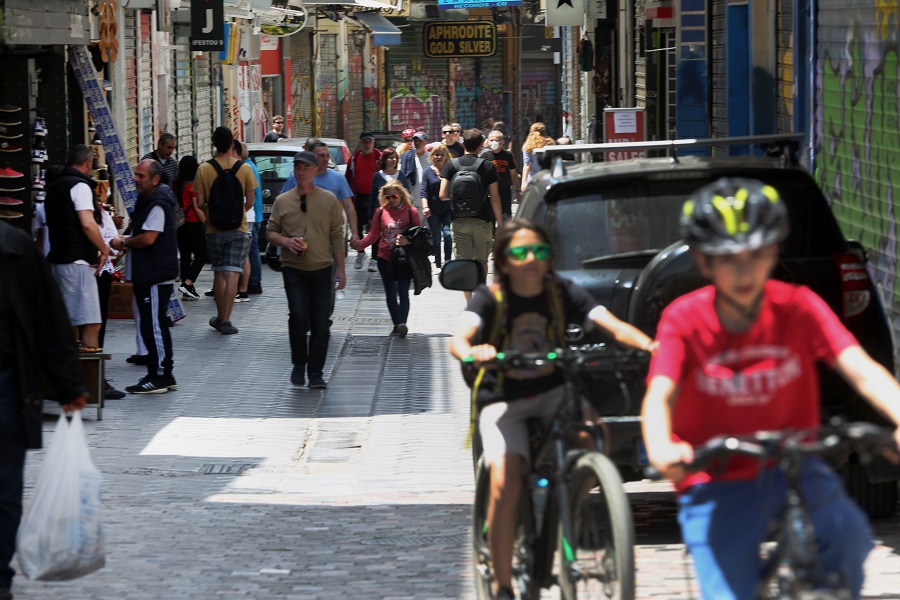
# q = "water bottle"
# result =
<box><xmin>335</xmin><ymin>277</ymin><xmax>345</xmax><ymax>300</ymax></box>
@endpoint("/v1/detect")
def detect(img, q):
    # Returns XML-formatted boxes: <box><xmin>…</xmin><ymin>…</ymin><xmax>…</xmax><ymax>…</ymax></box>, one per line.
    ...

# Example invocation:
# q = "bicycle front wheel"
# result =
<box><xmin>472</xmin><ymin>457</ymin><xmax>493</xmax><ymax>600</ymax></box>
<box><xmin>558</xmin><ymin>452</ymin><xmax>635</xmax><ymax>600</ymax></box>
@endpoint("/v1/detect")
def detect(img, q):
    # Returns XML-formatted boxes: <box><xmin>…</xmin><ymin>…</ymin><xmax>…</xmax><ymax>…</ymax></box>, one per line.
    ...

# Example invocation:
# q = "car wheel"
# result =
<box><xmin>842</xmin><ymin>462</ymin><xmax>899</xmax><ymax>519</ymax></box>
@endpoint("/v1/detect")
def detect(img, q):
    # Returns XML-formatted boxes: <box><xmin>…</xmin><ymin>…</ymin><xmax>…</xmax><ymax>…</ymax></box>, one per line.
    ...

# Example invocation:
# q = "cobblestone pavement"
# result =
<box><xmin>12</xmin><ymin>263</ymin><xmax>900</xmax><ymax>599</ymax></box>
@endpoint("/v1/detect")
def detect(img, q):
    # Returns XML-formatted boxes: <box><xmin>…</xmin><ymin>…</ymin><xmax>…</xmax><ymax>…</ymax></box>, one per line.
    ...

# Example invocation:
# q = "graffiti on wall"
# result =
<box><xmin>454</xmin><ymin>58</ymin><xmax>504</xmax><ymax>130</ymax></box>
<box><xmin>290</xmin><ymin>72</ymin><xmax>313</xmax><ymax>132</ymax></box>
<box><xmin>388</xmin><ymin>60</ymin><xmax>449</xmax><ymax>136</ymax></box>
<box><xmin>364</xmin><ymin>52</ymin><xmax>379</xmax><ymax>130</ymax></box>
<box><xmin>814</xmin><ymin>8</ymin><xmax>900</xmax><ymax>309</ymax></box>
<box><xmin>520</xmin><ymin>65</ymin><xmax>560</xmax><ymax>139</ymax></box>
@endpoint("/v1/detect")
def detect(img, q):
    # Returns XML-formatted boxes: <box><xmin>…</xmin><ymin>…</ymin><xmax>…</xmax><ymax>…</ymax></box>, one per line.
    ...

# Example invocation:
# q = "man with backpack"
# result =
<box><xmin>440</xmin><ymin>129</ymin><xmax>503</xmax><ymax>299</ymax></box>
<box><xmin>193</xmin><ymin>126</ymin><xmax>258</xmax><ymax>335</ymax></box>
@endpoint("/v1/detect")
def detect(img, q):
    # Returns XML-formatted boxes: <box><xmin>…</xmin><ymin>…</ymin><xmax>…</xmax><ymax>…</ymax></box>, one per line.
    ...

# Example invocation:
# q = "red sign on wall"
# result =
<box><xmin>603</xmin><ymin>108</ymin><xmax>647</xmax><ymax>161</ymax></box>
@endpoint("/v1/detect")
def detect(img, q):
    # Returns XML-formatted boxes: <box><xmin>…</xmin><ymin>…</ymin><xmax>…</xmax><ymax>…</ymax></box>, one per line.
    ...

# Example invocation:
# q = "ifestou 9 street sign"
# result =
<box><xmin>424</xmin><ymin>22</ymin><xmax>497</xmax><ymax>58</ymax></box>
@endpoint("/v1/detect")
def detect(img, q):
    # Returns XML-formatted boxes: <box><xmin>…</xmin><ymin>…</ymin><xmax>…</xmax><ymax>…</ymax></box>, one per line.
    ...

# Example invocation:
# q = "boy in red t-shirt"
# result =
<box><xmin>642</xmin><ymin>178</ymin><xmax>900</xmax><ymax>599</ymax></box>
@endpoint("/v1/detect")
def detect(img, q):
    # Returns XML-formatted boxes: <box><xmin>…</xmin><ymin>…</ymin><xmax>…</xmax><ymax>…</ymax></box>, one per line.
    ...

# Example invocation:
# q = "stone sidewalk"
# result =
<box><xmin>11</xmin><ymin>261</ymin><xmax>900</xmax><ymax>599</ymax></box>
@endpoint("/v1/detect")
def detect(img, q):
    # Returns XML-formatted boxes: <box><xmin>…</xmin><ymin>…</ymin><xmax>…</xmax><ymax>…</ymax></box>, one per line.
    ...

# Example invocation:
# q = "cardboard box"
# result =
<box><xmin>108</xmin><ymin>281</ymin><xmax>133</xmax><ymax>319</ymax></box>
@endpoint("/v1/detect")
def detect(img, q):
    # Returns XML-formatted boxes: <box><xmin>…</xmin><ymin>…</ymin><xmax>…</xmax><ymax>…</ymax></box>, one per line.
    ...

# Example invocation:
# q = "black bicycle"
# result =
<box><xmin>469</xmin><ymin>345</ymin><xmax>649</xmax><ymax>600</ymax></box>
<box><xmin>650</xmin><ymin>421</ymin><xmax>897</xmax><ymax>599</ymax></box>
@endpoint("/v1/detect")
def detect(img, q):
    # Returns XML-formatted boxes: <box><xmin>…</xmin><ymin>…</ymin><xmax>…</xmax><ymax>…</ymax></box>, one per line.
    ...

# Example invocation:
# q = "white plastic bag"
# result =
<box><xmin>16</xmin><ymin>411</ymin><xmax>105</xmax><ymax>581</ymax></box>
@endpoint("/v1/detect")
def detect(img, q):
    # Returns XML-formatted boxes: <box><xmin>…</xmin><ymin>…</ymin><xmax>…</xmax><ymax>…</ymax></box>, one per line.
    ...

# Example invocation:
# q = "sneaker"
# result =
<box><xmin>0</xmin><ymin>141</ymin><xmax>21</xmax><ymax>153</ymax></box>
<box><xmin>31</xmin><ymin>175</ymin><xmax>44</xmax><ymax>190</ymax></box>
<box><xmin>125</xmin><ymin>376</ymin><xmax>169</xmax><ymax>394</ymax></box>
<box><xmin>32</xmin><ymin>137</ymin><xmax>45</xmax><ymax>150</ymax></box>
<box><xmin>178</xmin><ymin>283</ymin><xmax>200</xmax><ymax>300</ymax></box>
<box><xmin>290</xmin><ymin>366</ymin><xmax>305</xmax><ymax>386</ymax></box>
<box><xmin>495</xmin><ymin>588</ymin><xmax>516</xmax><ymax>600</ymax></box>
<box><xmin>368</xmin><ymin>258</ymin><xmax>378</xmax><ymax>272</ymax></box>
<box><xmin>354</xmin><ymin>252</ymin><xmax>366</xmax><ymax>270</ymax></box>
<box><xmin>31</xmin><ymin>148</ymin><xmax>46</xmax><ymax>164</ymax></box>
<box><xmin>104</xmin><ymin>380</ymin><xmax>126</xmax><ymax>400</ymax></box>
<box><xmin>0</xmin><ymin>197</ymin><xmax>22</xmax><ymax>206</ymax></box>
<box><xmin>33</xmin><ymin>117</ymin><xmax>47</xmax><ymax>137</ymax></box>
<box><xmin>235</xmin><ymin>291</ymin><xmax>250</xmax><ymax>302</ymax></box>
<box><xmin>204</xmin><ymin>289</ymin><xmax>215</xmax><ymax>297</ymax></box>
<box><xmin>0</xmin><ymin>167</ymin><xmax>24</xmax><ymax>178</ymax></box>
<box><xmin>218</xmin><ymin>320</ymin><xmax>238</xmax><ymax>334</ymax></box>
<box><xmin>0</xmin><ymin>119</ymin><xmax>20</xmax><ymax>127</ymax></box>
<box><xmin>396</xmin><ymin>323</ymin><xmax>408</xmax><ymax>338</ymax></box>
<box><xmin>35</xmin><ymin>191</ymin><xmax>45</xmax><ymax>202</ymax></box>
<box><xmin>209</xmin><ymin>316</ymin><xmax>222</xmax><ymax>331</ymax></box>
<box><xmin>390</xmin><ymin>325</ymin><xmax>400</xmax><ymax>336</ymax></box>
<box><xmin>308</xmin><ymin>376</ymin><xmax>327</xmax><ymax>389</ymax></box>
<box><xmin>0</xmin><ymin>104</ymin><xmax>21</xmax><ymax>112</ymax></box>
<box><xmin>126</xmin><ymin>354</ymin><xmax>149</xmax><ymax>365</ymax></box>
<box><xmin>248</xmin><ymin>283</ymin><xmax>263</xmax><ymax>294</ymax></box>
<box><xmin>0</xmin><ymin>126</ymin><xmax>21</xmax><ymax>139</ymax></box>
<box><xmin>164</xmin><ymin>374</ymin><xmax>177</xmax><ymax>391</ymax></box>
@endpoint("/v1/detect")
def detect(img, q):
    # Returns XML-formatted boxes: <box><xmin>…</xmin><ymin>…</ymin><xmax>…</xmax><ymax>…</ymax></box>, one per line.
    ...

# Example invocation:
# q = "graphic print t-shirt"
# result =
<box><xmin>648</xmin><ymin>280</ymin><xmax>858</xmax><ymax>485</ymax></box>
<box><xmin>465</xmin><ymin>276</ymin><xmax>599</xmax><ymax>404</ymax></box>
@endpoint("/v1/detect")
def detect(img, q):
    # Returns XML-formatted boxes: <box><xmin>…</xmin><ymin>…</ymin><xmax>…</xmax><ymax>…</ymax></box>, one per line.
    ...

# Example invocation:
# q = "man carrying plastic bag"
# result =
<box><xmin>0</xmin><ymin>220</ymin><xmax>92</xmax><ymax>599</ymax></box>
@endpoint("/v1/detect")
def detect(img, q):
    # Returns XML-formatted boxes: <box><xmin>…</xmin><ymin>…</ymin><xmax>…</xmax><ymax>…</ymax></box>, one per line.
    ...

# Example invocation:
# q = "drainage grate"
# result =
<box><xmin>331</xmin><ymin>316</ymin><xmax>393</xmax><ymax>323</ymax></box>
<box><xmin>360</xmin><ymin>533</ymin><xmax>469</xmax><ymax>546</ymax></box>
<box><xmin>202</xmin><ymin>464</ymin><xmax>256</xmax><ymax>475</ymax></box>
<box><xmin>345</xmin><ymin>335</ymin><xmax>388</xmax><ymax>355</ymax></box>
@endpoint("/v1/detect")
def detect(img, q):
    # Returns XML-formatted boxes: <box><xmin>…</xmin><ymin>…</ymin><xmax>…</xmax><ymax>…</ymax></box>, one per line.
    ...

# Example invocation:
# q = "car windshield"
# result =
<box><xmin>328</xmin><ymin>147</ymin><xmax>345</xmax><ymax>165</ymax></box>
<box><xmin>549</xmin><ymin>171</ymin><xmax>845</xmax><ymax>271</ymax></box>
<box><xmin>252</xmin><ymin>154</ymin><xmax>296</xmax><ymax>180</ymax></box>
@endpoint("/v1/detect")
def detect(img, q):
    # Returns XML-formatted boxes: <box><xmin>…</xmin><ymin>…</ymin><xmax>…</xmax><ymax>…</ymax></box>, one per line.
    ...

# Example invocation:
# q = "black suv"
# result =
<box><xmin>516</xmin><ymin>136</ymin><xmax>898</xmax><ymax>517</ymax></box>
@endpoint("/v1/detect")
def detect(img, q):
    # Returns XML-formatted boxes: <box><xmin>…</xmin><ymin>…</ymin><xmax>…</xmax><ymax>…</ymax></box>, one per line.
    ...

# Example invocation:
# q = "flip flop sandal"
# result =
<box><xmin>78</xmin><ymin>345</ymin><xmax>103</xmax><ymax>353</ymax></box>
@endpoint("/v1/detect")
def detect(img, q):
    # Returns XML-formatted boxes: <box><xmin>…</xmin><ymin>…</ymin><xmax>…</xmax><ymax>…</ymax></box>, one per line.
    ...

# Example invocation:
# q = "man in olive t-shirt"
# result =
<box><xmin>194</xmin><ymin>126</ymin><xmax>258</xmax><ymax>335</ymax></box>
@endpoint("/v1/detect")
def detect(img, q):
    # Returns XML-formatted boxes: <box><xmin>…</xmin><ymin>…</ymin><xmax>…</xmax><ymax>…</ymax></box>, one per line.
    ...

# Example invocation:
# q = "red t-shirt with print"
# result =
<box><xmin>648</xmin><ymin>280</ymin><xmax>858</xmax><ymax>487</ymax></box>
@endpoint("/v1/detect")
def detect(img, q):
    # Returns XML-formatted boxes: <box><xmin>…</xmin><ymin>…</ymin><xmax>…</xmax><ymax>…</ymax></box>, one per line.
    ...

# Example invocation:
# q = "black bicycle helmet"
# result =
<box><xmin>680</xmin><ymin>177</ymin><xmax>789</xmax><ymax>254</ymax></box>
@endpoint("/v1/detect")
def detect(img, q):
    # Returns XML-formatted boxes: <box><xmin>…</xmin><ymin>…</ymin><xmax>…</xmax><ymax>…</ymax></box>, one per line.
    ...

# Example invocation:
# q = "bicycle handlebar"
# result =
<box><xmin>644</xmin><ymin>421</ymin><xmax>898</xmax><ymax>480</ymax></box>
<box><xmin>460</xmin><ymin>346</ymin><xmax>650</xmax><ymax>373</ymax></box>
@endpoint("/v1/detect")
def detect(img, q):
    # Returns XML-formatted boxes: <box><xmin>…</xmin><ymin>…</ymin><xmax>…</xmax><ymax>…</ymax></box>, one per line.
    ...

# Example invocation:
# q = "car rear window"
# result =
<box><xmin>253</xmin><ymin>154</ymin><xmax>296</xmax><ymax>180</ymax></box>
<box><xmin>328</xmin><ymin>147</ymin><xmax>346</xmax><ymax>165</ymax></box>
<box><xmin>547</xmin><ymin>170</ymin><xmax>847</xmax><ymax>271</ymax></box>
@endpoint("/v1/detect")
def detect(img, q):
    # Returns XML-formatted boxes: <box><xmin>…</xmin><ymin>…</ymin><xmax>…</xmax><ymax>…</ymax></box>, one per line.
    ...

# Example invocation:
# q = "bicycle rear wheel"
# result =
<box><xmin>558</xmin><ymin>452</ymin><xmax>635</xmax><ymax>600</ymax></box>
<box><xmin>472</xmin><ymin>457</ymin><xmax>493</xmax><ymax>600</ymax></box>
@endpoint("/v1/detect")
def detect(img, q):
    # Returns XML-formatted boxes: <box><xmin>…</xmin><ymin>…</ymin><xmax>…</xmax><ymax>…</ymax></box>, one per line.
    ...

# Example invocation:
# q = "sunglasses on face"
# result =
<box><xmin>274</xmin><ymin>120</ymin><xmax>284</xmax><ymax>124</ymax></box>
<box><xmin>300</xmin><ymin>194</ymin><xmax>307</xmax><ymax>212</ymax></box>
<box><xmin>442</xmin><ymin>130</ymin><xmax>453</xmax><ymax>134</ymax></box>
<box><xmin>383</xmin><ymin>192</ymin><xmax>401</xmax><ymax>200</ymax></box>
<box><xmin>505</xmin><ymin>243</ymin><xmax>552</xmax><ymax>261</ymax></box>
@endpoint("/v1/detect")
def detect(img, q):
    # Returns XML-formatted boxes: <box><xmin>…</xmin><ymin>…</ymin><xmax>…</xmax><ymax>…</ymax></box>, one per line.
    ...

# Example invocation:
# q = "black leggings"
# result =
<box><xmin>178</xmin><ymin>221</ymin><xmax>208</xmax><ymax>283</ymax></box>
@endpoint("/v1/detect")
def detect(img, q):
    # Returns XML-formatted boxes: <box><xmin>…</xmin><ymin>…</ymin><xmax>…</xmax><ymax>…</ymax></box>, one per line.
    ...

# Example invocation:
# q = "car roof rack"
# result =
<box><xmin>534</xmin><ymin>133</ymin><xmax>803</xmax><ymax>174</ymax></box>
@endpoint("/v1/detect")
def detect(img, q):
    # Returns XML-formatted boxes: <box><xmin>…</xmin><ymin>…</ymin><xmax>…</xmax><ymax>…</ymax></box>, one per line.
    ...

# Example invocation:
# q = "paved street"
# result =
<box><xmin>11</xmin><ymin>263</ymin><xmax>900</xmax><ymax>599</ymax></box>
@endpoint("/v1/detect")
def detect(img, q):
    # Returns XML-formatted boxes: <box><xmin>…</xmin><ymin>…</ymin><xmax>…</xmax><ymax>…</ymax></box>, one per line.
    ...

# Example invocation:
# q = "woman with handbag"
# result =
<box><xmin>351</xmin><ymin>180</ymin><xmax>421</xmax><ymax>338</ymax></box>
<box><xmin>420</xmin><ymin>143</ymin><xmax>452</xmax><ymax>269</ymax></box>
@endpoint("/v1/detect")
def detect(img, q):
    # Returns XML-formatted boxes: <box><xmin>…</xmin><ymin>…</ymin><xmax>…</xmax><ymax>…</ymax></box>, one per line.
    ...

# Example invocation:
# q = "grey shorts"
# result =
<box><xmin>50</xmin><ymin>263</ymin><xmax>102</xmax><ymax>326</ymax></box>
<box><xmin>206</xmin><ymin>231</ymin><xmax>251</xmax><ymax>272</ymax></box>
<box><xmin>478</xmin><ymin>386</ymin><xmax>565</xmax><ymax>467</ymax></box>
<box><xmin>452</xmin><ymin>218</ymin><xmax>494</xmax><ymax>264</ymax></box>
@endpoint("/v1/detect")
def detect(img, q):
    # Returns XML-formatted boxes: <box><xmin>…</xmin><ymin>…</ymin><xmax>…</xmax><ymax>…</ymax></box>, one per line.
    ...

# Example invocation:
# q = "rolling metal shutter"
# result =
<box><xmin>173</xmin><ymin>27</ymin><xmax>195</xmax><ymax>158</ymax></box>
<box><xmin>453</xmin><ymin>51</ymin><xmax>503</xmax><ymax>130</ymax></box>
<box><xmin>194</xmin><ymin>53</ymin><xmax>214</xmax><ymax>159</ymax></box>
<box><xmin>385</xmin><ymin>20</ymin><xmax>450</xmax><ymax>135</ymax></box>
<box><xmin>710</xmin><ymin>0</ymin><xmax>727</xmax><ymax>147</ymax></box>
<box><xmin>520</xmin><ymin>57</ymin><xmax>560</xmax><ymax>140</ymax></box>
<box><xmin>124</xmin><ymin>12</ymin><xmax>139</xmax><ymax>165</ymax></box>
<box><xmin>815</xmin><ymin>0</ymin><xmax>900</xmax><ymax>338</ymax></box>
<box><xmin>776</xmin><ymin>0</ymin><xmax>793</xmax><ymax>133</ymax></box>
<box><xmin>139</xmin><ymin>11</ymin><xmax>155</xmax><ymax>158</ymax></box>
<box><xmin>317</xmin><ymin>33</ymin><xmax>339</xmax><ymax>137</ymax></box>
<box><xmin>346</xmin><ymin>28</ymin><xmax>365</xmax><ymax>139</ymax></box>
<box><xmin>290</xmin><ymin>30</ymin><xmax>314</xmax><ymax>138</ymax></box>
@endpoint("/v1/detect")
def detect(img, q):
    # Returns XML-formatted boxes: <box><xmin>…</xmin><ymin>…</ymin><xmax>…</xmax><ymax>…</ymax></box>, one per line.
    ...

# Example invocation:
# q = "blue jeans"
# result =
<box><xmin>426</xmin><ymin>211</ymin><xmax>452</xmax><ymax>267</ymax></box>
<box><xmin>0</xmin><ymin>366</ymin><xmax>25</xmax><ymax>589</ymax></box>
<box><xmin>248</xmin><ymin>221</ymin><xmax>262</xmax><ymax>287</ymax></box>
<box><xmin>282</xmin><ymin>265</ymin><xmax>332</xmax><ymax>378</ymax></box>
<box><xmin>376</xmin><ymin>257</ymin><xmax>411</xmax><ymax>325</ymax></box>
<box><xmin>678</xmin><ymin>458</ymin><xmax>872</xmax><ymax>600</ymax></box>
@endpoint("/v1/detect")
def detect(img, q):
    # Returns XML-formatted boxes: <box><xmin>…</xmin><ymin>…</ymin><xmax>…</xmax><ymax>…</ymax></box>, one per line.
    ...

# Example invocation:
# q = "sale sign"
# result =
<box><xmin>603</xmin><ymin>108</ymin><xmax>646</xmax><ymax>162</ymax></box>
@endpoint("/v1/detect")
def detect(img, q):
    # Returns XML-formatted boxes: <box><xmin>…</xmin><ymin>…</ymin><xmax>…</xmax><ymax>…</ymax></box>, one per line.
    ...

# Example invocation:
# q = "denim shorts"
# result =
<box><xmin>206</xmin><ymin>231</ymin><xmax>251</xmax><ymax>272</ymax></box>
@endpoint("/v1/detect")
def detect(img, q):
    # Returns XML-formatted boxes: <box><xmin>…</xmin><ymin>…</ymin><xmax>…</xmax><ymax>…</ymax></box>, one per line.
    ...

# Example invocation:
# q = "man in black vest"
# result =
<box><xmin>111</xmin><ymin>160</ymin><xmax>179</xmax><ymax>394</ymax></box>
<box><xmin>45</xmin><ymin>145</ymin><xmax>109</xmax><ymax>352</ymax></box>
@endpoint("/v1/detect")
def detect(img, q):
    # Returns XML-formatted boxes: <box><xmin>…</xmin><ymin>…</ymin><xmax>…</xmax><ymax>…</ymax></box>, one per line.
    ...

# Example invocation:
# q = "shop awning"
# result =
<box><xmin>352</xmin><ymin>12</ymin><xmax>402</xmax><ymax>46</ymax></box>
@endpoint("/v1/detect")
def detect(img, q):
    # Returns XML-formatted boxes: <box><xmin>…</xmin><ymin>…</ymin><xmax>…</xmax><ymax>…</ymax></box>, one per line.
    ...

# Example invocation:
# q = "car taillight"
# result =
<box><xmin>342</xmin><ymin>147</ymin><xmax>351</xmax><ymax>163</ymax></box>
<box><xmin>834</xmin><ymin>252</ymin><xmax>872</xmax><ymax>319</ymax></box>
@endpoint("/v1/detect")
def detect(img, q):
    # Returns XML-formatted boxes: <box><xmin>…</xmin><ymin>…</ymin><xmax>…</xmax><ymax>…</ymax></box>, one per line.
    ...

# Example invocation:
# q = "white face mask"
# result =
<box><xmin>489</xmin><ymin>140</ymin><xmax>501</xmax><ymax>151</ymax></box>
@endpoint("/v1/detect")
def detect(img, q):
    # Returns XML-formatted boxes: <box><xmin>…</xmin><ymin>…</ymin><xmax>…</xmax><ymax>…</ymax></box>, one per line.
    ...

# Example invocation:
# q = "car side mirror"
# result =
<box><xmin>439</xmin><ymin>259</ymin><xmax>484</xmax><ymax>291</ymax></box>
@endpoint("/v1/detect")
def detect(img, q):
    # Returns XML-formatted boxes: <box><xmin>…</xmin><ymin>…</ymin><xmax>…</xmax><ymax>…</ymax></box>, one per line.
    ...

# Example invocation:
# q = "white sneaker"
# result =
<box><xmin>354</xmin><ymin>252</ymin><xmax>365</xmax><ymax>270</ymax></box>
<box><xmin>368</xmin><ymin>258</ymin><xmax>378</xmax><ymax>272</ymax></box>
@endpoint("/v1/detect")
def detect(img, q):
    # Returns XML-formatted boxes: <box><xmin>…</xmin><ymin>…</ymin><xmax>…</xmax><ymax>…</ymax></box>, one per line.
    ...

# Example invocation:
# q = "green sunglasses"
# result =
<box><xmin>505</xmin><ymin>243</ymin><xmax>552</xmax><ymax>261</ymax></box>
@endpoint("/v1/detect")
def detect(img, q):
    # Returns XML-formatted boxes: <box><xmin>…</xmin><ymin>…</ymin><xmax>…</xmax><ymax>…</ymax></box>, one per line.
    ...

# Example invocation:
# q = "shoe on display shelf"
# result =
<box><xmin>0</xmin><ymin>197</ymin><xmax>23</xmax><ymax>206</ymax></box>
<box><xmin>0</xmin><ymin>166</ymin><xmax>24</xmax><ymax>178</ymax></box>
<box><xmin>0</xmin><ymin>142</ymin><xmax>22</xmax><ymax>153</ymax></box>
<box><xmin>0</xmin><ymin>126</ymin><xmax>22</xmax><ymax>139</ymax></box>
<box><xmin>32</xmin><ymin>117</ymin><xmax>47</xmax><ymax>137</ymax></box>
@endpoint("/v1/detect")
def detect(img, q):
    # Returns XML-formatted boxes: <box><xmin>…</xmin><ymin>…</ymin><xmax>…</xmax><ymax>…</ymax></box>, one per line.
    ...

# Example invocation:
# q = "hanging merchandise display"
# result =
<box><xmin>579</xmin><ymin>36</ymin><xmax>593</xmax><ymax>72</ymax></box>
<box><xmin>98</xmin><ymin>0</ymin><xmax>120</xmax><ymax>63</ymax></box>
<box><xmin>68</xmin><ymin>46</ymin><xmax>138</xmax><ymax>213</ymax></box>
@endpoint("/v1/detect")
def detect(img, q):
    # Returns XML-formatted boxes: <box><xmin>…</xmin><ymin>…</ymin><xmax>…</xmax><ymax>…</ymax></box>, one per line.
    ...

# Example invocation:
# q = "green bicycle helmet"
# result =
<box><xmin>681</xmin><ymin>177</ymin><xmax>790</xmax><ymax>254</ymax></box>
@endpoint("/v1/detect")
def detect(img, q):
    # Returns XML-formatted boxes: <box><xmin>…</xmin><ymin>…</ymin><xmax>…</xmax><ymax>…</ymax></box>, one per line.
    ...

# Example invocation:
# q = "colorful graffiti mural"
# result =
<box><xmin>388</xmin><ymin>58</ymin><xmax>449</xmax><ymax>137</ymax></box>
<box><xmin>454</xmin><ymin>58</ymin><xmax>505</xmax><ymax>130</ymax></box>
<box><xmin>814</xmin><ymin>7</ymin><xmax>900</xmax><ymax>314</ymax></box>
<box><xmin>520</xmin><ymin>64</ymin><xmax>560</xmax><ymax>139</ymax></box>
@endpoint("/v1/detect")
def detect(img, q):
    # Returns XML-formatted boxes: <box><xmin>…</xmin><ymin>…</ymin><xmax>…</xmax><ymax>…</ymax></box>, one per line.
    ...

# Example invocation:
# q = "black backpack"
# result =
<box><xmin>449</xmin><ymin>157</ymin><xmax>486</xmax><ymax>218</ymax></box>
<box><xmin>206</xmin><ymin>159</ymin><xmax>245</xmax><ymax>230</ymax></box>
